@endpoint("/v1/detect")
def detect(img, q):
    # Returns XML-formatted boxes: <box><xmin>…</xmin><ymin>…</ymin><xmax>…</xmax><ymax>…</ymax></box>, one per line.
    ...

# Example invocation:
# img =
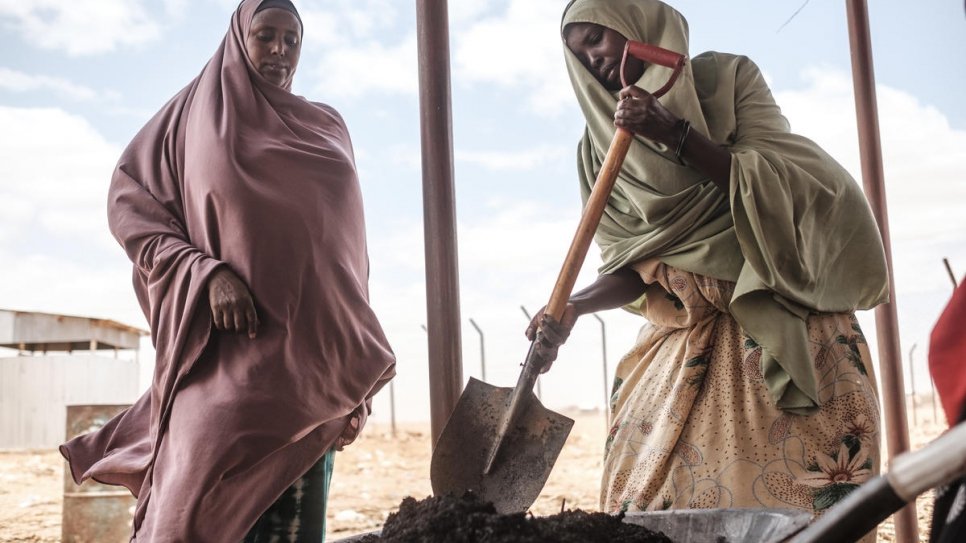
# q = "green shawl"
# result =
<box><xmin>562</xmin><ymin>0</ymin><xmax>888</xmax><ymax>414</ymax></box>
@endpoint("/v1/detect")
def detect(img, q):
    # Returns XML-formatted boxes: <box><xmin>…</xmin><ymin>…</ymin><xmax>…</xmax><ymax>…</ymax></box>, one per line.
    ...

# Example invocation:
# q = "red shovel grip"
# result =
<box><xmin>619</xmin><ymin>40</ymin><xmax>686</xmax><ymax>97</ymax></box>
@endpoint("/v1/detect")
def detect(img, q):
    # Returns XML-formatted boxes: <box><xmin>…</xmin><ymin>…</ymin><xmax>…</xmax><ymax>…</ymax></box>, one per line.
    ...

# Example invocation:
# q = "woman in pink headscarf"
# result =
<box><xmin>59</xmin><ymin>1</ymin><xmax>396</xmax><ymax>540</ymax></box>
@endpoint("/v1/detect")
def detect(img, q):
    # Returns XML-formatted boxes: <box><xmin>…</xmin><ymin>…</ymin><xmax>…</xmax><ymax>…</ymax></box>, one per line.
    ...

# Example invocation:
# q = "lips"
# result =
<box><xmin>602</xmin><ymin>63</ymin><xmax>618</xmax><ymax>84</ymax></box>
<box><xmin>262</xmin><ymin>63</ymin><xmax>289</xmax><ymax>73</ymax></box>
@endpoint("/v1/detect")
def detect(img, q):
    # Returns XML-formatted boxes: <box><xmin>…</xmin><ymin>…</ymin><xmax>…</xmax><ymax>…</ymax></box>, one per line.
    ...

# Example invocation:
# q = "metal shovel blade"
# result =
<box><xmin>430</xmin><ymin>377</ymin><xmax>575</xmax><ymax>514</ymax></box>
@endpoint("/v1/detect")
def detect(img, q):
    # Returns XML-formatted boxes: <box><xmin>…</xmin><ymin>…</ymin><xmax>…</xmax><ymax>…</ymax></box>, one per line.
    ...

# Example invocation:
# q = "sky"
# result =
<box><xmin>1</xmin><ymin>1</ymin><xmax>965</xmax><ymax>426</ymax></box>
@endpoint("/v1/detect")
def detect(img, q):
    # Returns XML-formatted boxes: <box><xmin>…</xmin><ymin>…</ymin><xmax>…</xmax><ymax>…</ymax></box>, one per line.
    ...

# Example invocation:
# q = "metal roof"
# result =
<box><xmin>0</xmin><ymin>309</ymin><xmax>147</xmax><ymax>352</ymax></box>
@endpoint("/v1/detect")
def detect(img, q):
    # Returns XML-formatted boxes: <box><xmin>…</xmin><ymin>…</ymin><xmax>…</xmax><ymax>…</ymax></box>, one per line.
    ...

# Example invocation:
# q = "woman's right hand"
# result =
<box><xmin>525</xmin><ymin>303</ymin><xmax>579</xmax><ymax>373</ymax></box>
<box><xmin>207</xmin><ymin>267</ymin><xmax>259</xmax><ymax>338</ymax></box>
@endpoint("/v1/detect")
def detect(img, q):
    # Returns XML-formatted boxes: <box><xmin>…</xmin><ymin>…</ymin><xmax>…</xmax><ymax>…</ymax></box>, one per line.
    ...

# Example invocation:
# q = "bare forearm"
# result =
<box><xmin>570</xmin><ymin>267</ymin><xmax>647</xmax><ymax>316</ymax></box>
<box><xmin>677</xmin><ymin>124</ymin><xmax>732</xmax><ymax>193</ymax></box>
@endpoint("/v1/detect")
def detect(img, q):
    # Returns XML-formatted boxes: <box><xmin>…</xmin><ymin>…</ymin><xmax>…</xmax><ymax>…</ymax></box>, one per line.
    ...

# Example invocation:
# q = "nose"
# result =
<box><xmin>270</xmin><ymin>39</ymin><xmax>287</xmax><ymax>57</ymax></box>
<box><xmin>587</xmin><ymin>49</ymin><xmax>604</xmax><ymax>70</ymax></box>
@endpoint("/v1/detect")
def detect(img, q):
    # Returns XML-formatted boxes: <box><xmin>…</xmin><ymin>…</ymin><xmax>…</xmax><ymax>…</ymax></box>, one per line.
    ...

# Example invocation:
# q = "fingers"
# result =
<box><xmin>211</xmin><ymin>308</ymin><xmax>224</xmax><ymax>331</ymax></box>
<box><xmin>533</xmin><ymin>332</ymin><xmax>560</xmax><ymax>371</ymax></box>
<box><xmin>538</xmin><ymin>315</ymin><xmax>571</xmax><ymax>346</ymax></box>
<box><xmin>233</xmin><ymin>309</ymin><xmax>245</xmax><ymax>335</ymax></box>
<box><xmin>337</xmin><ymin>415</ymin><xmax>361</xmax><ymax>451</ymax></box>
<box><xmin>525</xmin><ymin>317</ymin><xmax>538</xmax><ymax>341</ymax></box>
<box><xmin>618</xmin><ymin>85</ymin><xmax>649</xmax><ymax>101</ymax></box>
<box><xmin>529</xmin><ymin>303</ymin><xmax>579</xmax><ymax>373</ymax></box>
<box><xmin>525</xmin><ymin>307</ymin><xmax>546</xmax><ymax>341</ymax></box>
<box><xmin>246</xmin><ymin>304</ymin><xmax>259</xmax><ymax>339</ymax></box>
<box><xmin>207</xmin><ymin>270</ymin><xmax>259</xmax><ymax>337</ymax></box>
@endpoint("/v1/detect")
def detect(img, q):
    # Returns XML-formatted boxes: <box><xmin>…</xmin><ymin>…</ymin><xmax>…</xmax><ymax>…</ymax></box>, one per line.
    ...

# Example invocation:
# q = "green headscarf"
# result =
<box><xmin>562</xmin><ymin>0</ymin><xmax>889</xmax><ymax>414</ymax></box>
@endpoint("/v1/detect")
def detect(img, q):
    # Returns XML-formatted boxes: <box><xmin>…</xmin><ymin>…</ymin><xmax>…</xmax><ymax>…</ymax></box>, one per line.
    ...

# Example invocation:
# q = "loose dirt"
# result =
<box><xmin>357</xmin><ymin>493</ymin><xmax>672</xmax><ymax>543</ymax></box>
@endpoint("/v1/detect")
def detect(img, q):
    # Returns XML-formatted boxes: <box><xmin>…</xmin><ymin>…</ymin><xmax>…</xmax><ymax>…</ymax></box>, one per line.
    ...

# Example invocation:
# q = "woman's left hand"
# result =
<box><xmin>614</xmin><ymin>85</ymin><xmax>681</xmax><ymax>145</ymax></box>
<box><xmin>335</xmin><ymin>403</ymin><xmax>368</xmax><ymax>451</ymax></box>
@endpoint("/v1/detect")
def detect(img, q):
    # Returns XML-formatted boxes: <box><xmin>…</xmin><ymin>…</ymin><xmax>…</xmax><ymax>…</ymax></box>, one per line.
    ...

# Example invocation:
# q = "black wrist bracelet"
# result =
<box><xmin>674</xmin><ymin>119</ymin><xmax>691</xmax><ymax>164</ymax></box>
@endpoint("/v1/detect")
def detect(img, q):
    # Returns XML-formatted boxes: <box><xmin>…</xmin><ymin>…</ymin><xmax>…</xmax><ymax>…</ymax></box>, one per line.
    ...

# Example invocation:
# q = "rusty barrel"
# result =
<box><xmin>62</xmin><ymin>404</ymin><xmax>135</xmax><ymax>543</ymax></box>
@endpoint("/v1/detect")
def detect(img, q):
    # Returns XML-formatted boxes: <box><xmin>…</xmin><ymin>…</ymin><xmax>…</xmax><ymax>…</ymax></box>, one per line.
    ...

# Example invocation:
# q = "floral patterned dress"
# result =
<box><xmin>602</xmin><ymin>260</ymin><xmax>881</xmax><ymax>542</ymax></box>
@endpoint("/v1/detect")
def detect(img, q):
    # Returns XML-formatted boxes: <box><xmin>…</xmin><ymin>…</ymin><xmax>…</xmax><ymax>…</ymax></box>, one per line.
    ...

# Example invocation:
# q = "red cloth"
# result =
<box><xmin>59</xmin><ymin>0</ymin><xmax>395</xmax><ymax>540</ymax></box>
<box><xmin>929</xmin><ymin>280</ymin><xmax>966</xmax><ymax>425</ymax></box>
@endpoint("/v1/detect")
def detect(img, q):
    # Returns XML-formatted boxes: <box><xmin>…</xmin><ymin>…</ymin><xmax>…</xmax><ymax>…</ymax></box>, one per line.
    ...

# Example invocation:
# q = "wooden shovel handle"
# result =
<box><xmin>485</xmin><ymin>130</ymin><xmax>635</xmax><ymax>475</ymax></box>
<box><xmin>545</xmin><ymin>127</ymin><xmax>634</xmax><ymax>322</ymax></box>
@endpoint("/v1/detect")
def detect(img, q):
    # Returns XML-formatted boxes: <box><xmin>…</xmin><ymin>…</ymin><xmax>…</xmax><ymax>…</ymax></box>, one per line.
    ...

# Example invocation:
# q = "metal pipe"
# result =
<box><xmin>416</xmin><ymin>0</ymin><xmax>463</xmax><ymax>447</ymax></box>
<box><xmin>468</xmin><ymin>318</ymin><xmax>486</xmax><ymax>381</ymax></box>
<box><xmin>908</xmin><ymin>343</ymin><xmax>917</xmax><ymax>427</ymax></box>
<box><xmin>591</xmin><ymin>313</ymin><xmax>609</xmax><ymax>416</ymax></box>
<box><xmin>845</xmin><ymin>2</ymin><xmax>917</xmax><ymax>540</ymax></box>
<box><xmin>389</xmin><ymin>380</ymin><xmax>397</xmax><ymax>439</ymax></box>
<box><xmin>520</xmin><ymin>305</ymin><xmax>542</xmax><ymax>400</ymax></box>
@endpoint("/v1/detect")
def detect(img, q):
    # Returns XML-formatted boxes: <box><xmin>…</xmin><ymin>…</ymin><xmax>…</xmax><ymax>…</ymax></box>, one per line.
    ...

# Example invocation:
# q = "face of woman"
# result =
<box><xmin>564</xmin><ymin>22</ymin><xmax>644</xmax><ymax>91</ymax></box>
<box><xmin>246</xmin><ymin>8</ymin><xmax>302</xmax><ymax>87</ymax></box>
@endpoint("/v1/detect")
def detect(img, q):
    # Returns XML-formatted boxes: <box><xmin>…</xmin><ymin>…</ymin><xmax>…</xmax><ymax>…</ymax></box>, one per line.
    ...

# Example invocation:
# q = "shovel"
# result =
<box><xmin>430</xmin><ymin>40</ymin><xmax>687</xmax><ymax>514</ymax></box>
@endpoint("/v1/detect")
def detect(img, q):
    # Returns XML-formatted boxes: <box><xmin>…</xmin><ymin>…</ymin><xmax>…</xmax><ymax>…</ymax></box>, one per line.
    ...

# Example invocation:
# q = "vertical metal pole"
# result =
<box><xmin>931</xmin><ymin>375</ymin><xmax>940</xmax><ymax>425</ymax></box>
<box><xmin>845</xmin><ymin>2</ymin><xmax>917</xmax><ymax>540</ymax></box>
<box><xmin>592</xmin><ymin>314</ymin><xmax>609</xmax><ymax>416</ymax></box>
<box><xmin>468</xmin><ymin>318</ymin><xmax>486</xmax><ymax>381</ymax></box>
<box><xmin>520</xmin><ymin>306</ymin><xmax>542</xmax><ymax>400</ymax></box>
<box><xmin>416</xmin><ymin>0</ymin><xmax>462</xmax><ymax>447</ymax></box>
<box><xmin>908</xmin><ymin>343</ymin><xmax>917</xmax><ymax>427</ymax></box>
<box><xmin>389</xmin><ymin>380</ymin><xmax>397</xmax><ymax>438</ymax></box>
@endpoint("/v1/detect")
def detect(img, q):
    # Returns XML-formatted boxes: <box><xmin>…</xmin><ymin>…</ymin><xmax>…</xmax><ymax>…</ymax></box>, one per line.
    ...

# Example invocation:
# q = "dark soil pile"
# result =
<box><xmin>357</xmin><ymin>493</ymin><xmax>673</xmax><ymax>543</ymax></box>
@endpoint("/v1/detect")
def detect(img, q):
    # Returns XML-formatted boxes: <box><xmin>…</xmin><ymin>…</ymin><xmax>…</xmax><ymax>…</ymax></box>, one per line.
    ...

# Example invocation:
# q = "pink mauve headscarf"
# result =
<box><xmin>59</xmin><ymin>0</ymin><xmax>396</xmax><ymax>539</ymax></box>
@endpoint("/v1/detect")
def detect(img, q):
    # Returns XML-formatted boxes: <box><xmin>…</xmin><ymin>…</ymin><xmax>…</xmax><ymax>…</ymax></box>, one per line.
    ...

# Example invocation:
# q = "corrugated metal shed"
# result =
<box><xmin>0</xmin><ymin>309</ymin><xmax>147</xmax><ymax>449</ymax></box>
<box><xmin>0</xmin><ymin>309</ymin><xmax>145</xmax><ymax>353</ymax></box>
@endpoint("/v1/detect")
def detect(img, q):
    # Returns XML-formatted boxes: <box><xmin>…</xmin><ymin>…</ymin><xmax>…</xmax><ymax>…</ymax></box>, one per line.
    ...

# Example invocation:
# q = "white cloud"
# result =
<box><xmin>0</xmin><ymin>106</ymin><xmax>119</xmax><ymax>250</ymax></box>
<box><xmin>337</xmin><ymin>0</ymin><xmax>400</xmax><ymax>37</ymax></box>
<box><xmin>297</xmin><ymin>6</ymin><xmax>341</xmax><ymax>48</ymax></box>
<box><xmin>449</xmin><ymin>0</ymin><xmax>494</xmax><ymax>25</ymax></box>
<box><xmin>297</xmin><ymin>0</ymin><xmax>569</xmax><ymax>104</ymax></box>
<box><xmin>0</xmin><ymin>67</ymin><xmax>100</xmax><ymax>101</ymax></box>
<box><xmin>453</xmin><ymin>0</ymin><xmax>574</xmax><ymax>117</ymax></box>
<box><xmin>312</xmin><ymin>34</ymin><xmax>418</xmax><ymax>98</ymax></box>
<box><xmin>388</xmin><ymin>143</ymin><xmax>421</xmax><ymax>170</ymax></box>
<box><xmin>456</xmin><ymin>144</ymin><xmax>568</xmax><ymax>171</ymax></box>
<box><xmin>163</xmin><ymin>0</ymin><xmax>188</xmax><ymax>18</ymax></box>
<box><xmin>296</xmin><ymin>0</ymin><xmax>400</xmax><ymax>48</ymax></box>
<box><xmin>0</xmin><ymin>0</ymin><xmax>161</xmax><ymax>56</ymax></box>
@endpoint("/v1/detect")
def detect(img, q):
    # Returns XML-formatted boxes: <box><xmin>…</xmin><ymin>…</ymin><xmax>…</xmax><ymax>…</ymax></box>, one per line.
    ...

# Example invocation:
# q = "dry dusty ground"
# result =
<box><xmin>0</xmin><ymin>398</ymin><xmax>951</xmax><ymax>542</ymax></box>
